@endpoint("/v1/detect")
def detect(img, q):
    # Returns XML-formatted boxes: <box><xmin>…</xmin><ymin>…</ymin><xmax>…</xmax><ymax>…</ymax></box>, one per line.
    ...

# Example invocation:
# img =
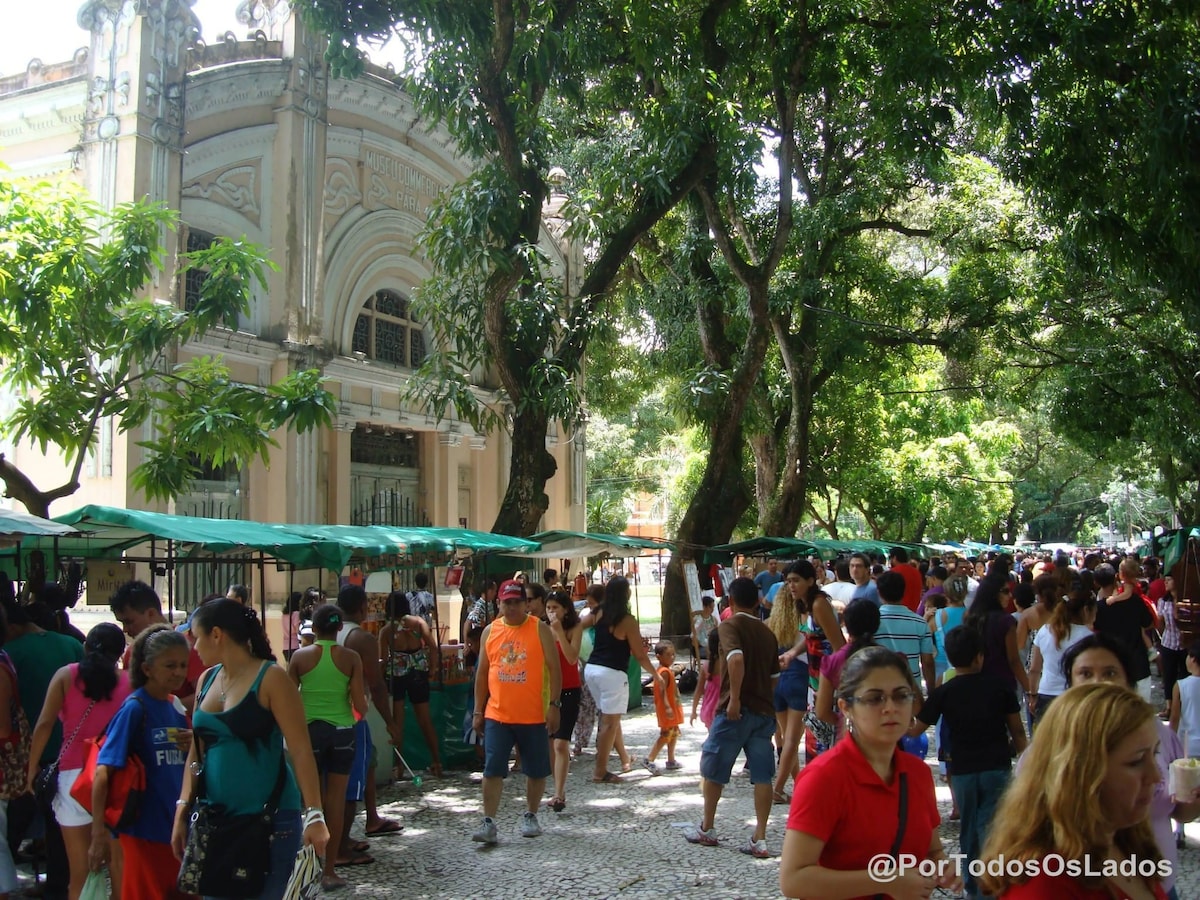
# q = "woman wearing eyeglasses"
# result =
<box><xmin>780</xmin><ymin>645</ymin><xmax>960</xmax><ymax>900</ymax></box>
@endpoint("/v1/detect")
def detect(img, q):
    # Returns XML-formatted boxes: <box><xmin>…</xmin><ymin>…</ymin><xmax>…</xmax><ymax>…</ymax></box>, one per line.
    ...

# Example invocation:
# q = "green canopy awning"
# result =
<box><xmin>514</xmin><ymin>530</ymin><xmax>675</xmax><ymax>559</ymax></box>
<box><xmin>0</xmin><ymin>508</ymin><xmax>77</xmax><ymax>541</ymax></box>
<box><xmin>704</xmin><ymin>536</ymin><xmax>937</xmax><ymax>564</ymax></box>
<box><xmin>39</xmin><ymin>505</ymin><xmax>349</xmax><ymax>570</ymax></box>
<box><xmin>703</xmin><ymin>537</ymin><xmax>820</xmax><ymax>565</ymax></box>
<box><xmin>24</xmin><ymin>505</ymin><xmax>543</xmax><ymax>572</ymax></box>
<box><xmin>1159</xmin><ymin>527</ymin><xmax>1200</xmax><ymax>572</ymax></box>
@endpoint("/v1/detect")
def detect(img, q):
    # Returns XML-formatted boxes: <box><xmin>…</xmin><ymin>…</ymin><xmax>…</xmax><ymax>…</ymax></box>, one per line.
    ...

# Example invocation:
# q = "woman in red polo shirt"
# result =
<box><xmin>780</xmin><ymin>645</ymin><xmax>959</xmax><ymax>900</ymax></box>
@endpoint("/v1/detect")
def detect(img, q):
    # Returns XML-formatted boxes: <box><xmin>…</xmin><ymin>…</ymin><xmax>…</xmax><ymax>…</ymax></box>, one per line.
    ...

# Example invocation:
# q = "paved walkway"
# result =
<box><xmin>322</xmin><ymin>701</ymin><xmax>1200</xmax><ymax>898</ymax></box>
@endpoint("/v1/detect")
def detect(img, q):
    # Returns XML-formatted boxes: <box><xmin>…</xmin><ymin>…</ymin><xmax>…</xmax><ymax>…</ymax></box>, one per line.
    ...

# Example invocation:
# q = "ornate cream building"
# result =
<box><xmin>0</xmin><ymin>0</ymin><xmax>586</xmax><ymax>599</ymax></box>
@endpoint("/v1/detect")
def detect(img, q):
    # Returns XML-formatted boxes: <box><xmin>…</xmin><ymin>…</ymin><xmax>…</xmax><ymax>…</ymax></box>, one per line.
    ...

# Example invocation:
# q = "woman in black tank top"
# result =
<box><xmin>581</xmin><ymin>578</ymin><xmax>658</xmax><ymax>783</ymax></box>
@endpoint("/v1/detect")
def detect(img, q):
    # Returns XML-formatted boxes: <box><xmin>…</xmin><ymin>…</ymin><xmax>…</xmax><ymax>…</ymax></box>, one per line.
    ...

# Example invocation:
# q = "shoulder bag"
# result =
<box><xmin>176</xmin><ymin>672</ymin><xmax>288</xmax><ymax>899</ymax></box>
<box><xmin>68</xmin><ymin>695</ymin><xmax>147</xmax><ymax>830</ymax></box>
<box><xmin>34</xmin><ymin>692</ymin><xmax>97</xmax><ymax>807</ymax></box>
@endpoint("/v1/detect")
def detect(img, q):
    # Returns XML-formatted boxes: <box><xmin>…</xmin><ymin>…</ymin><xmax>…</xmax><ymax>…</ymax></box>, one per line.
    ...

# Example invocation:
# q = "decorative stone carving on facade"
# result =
<box><xmin>0</xmin><ymin>51</ymin><xmax>89</xmax><ymax>97</ymax></box>
<box><xmin>184</xmin><ymin>67</ymin><xmax>289</xmax><ymax>118</ymax></box>
<box><xmin>182</xmin><ymin>162</ymin><xmax>262</xmax><ymax>226</ymax></box>
<box><xmin>323</xmin><ymin>157</ymin><xmax>362</xmax><ymax>218</ymax></box>
<box><xmin>78</xmin><ymin>0</ymin><xmax>137</xmax><ymax>63</ymax></box>
<box><xmin>142</xmin><ymin>0</ymin><xmax>201</xmax><ymax>68</ymax></box>
<box><xmin>361</xmin><ymin>146</ymin><xmax>441</xmax><ymax>216</ymax></box>
<box><xmin>291</xmin><ymin>52</ymin><xmax>328</xmax><ymax>121</ymax></box>
<box><xmin>144</xmin><ymin>72</ymin><xmax>184</xmax><ymax>147</ymax></box>
<box><xmin>186</xmin><ymin>33</ymin><xmax>282</xmax><ymax>73</ymax></box>
<box><xmin>236</xmin><ymin>0</ymin><xmax>292</xmax><ymax>42</ymax></box>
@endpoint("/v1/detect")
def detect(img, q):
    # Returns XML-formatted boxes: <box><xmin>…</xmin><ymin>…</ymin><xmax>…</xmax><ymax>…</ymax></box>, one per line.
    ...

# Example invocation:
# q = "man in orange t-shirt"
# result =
<box><xmin>471</xmin><ymin>579</ymin><xmax>562</xmax><ymax>844</ymax></box>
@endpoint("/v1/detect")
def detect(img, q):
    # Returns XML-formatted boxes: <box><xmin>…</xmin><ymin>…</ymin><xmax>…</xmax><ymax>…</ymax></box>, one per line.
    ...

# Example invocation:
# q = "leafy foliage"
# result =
<box><xmin>970</xmin><ymin>0</ymin><xmax>1200</xmax><ymax>325</ymax></box>
<box><xmin>0</xmin><ymin>177</ymin><xmax>335</xmax><ymax>514</ymax></box>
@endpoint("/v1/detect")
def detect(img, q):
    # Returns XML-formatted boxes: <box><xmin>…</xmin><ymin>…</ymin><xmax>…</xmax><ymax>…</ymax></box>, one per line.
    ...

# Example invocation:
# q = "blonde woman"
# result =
<box><xmin>770</xmin><ymin>560</ymin><xmax>843</xmax><ymax>803</ymax></box>
<box><xmin>980</xmin><ymin>682</ymin><xmax>1167</xmax><ymax>899</ymax></box>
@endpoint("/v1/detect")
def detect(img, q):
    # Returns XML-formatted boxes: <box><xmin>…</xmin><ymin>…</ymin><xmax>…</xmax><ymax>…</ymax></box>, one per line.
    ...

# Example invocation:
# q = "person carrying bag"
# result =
<box><xmin>176</xmin><ymin>733</ymin><xmax>287</xmax><ymax>898</ymax></box>
<box><xmin>171</xmin><ymin>600</ymin><xmax>330</xmax><ymax>900</ymax></box>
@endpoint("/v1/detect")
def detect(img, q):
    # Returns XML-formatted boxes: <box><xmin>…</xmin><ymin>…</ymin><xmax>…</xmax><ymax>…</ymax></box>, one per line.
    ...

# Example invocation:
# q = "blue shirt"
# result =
<box><xmin>97</xmin><ymin>689</ymin><xmax>188</xmax><ymax>843</ymax></box>
<box><xmin>753</xmin><ymin>570</ymin><xmax>782</xmax><ymax>598</ymax></box>
<box><xmin>875</xmin><ymin>604</ymin><xmax>934</xmax><ymax>685</ymax></box>
<box><xmin>851</xmin><ymin>581</ymin><xmax>881</xmax><ymax>606</ymax></box>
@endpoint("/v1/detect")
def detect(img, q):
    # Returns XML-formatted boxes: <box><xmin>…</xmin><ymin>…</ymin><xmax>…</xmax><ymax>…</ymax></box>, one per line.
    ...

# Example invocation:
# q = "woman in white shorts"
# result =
<box><xmin>27</xmin><ymin>623</ymin><xmax>131</xmax><ymax>900</ymax></box>
<box><xmin>582</xmin><ymin>577</ymin><xmax>658</xmax><ymax>783</ymax></box>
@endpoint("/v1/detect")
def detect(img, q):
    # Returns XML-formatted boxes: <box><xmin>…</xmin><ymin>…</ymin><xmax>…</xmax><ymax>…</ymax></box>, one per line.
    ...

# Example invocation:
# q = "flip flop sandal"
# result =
<box><xmin>350</xmin><ymin>840</ymin><xmax>370</xmax><ymax>853</ymax></box>
<box><xmin>550</xmin><ymin>797</ymin><xmax>566</xmax><ymax>812</ymax></box>
<box><xmin>365</xmin><ymin>819</ymin><xmax>404</xmax><ymax>836</ymax></box>
<box><xmin>334</xmin><ymin>853</ymin><xmax>375</xmax><ymax>867</ymax></box>
<box><xmin>773</xmin><ymin>792</ymin><xmax>791</xmax><ymax>805</ymax></box>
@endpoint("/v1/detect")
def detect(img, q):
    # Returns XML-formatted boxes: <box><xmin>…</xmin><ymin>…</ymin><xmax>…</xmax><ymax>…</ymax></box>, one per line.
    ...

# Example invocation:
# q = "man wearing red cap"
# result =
<box><xmin>471</xmin><ymin>579</ymin><xmax>562</xmax><ymax>844</ymax></box>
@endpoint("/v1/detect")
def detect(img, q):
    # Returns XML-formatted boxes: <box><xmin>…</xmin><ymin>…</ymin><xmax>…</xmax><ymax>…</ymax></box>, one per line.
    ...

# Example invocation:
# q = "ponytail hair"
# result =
<box><xmin>842</xmin><ymin>598</ymin><xmax>880</xmax><ymax>660</ymax></box>
<box><xmin>191</xmin><ymin>598</ymin><xmax>276</xmax><ymax>662</ymax></box>
<box><xmin>1048</xmin><ymin>581</ymin><xmax>1097</xmax><ymax>647</ymax></box>
<box><xmin>78</xmin><ymin>622</ymin><xmax>126</xmax><ymax>701</ymax></box>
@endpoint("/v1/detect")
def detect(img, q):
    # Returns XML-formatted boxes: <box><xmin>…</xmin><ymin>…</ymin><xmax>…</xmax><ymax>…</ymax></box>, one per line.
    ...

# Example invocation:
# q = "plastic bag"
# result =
<box><xmin>79</xmin><ymin>872</ymin><xmax>108</xmax><ymax>900</ymax></box>
<box><xmin>282</xmin><ymin>844</ymin><xmax>322</xmax><ymax>900</ymax></box>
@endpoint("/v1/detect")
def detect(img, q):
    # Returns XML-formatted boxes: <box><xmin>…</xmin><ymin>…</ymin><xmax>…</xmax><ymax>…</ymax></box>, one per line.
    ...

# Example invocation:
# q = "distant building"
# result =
<box><xmin>0</xmin><ymin>0</ymin><xmax>586</xmax><ymax>602</ymax></box>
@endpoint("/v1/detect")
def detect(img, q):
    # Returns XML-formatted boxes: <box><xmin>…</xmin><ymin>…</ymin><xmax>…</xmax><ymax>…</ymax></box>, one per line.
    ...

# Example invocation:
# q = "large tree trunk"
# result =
<box><xmin>756</xmin><ymin>323</ymin><xmax>818</xmax><ymax>536</ymax></box>
<box><xmin>661</xmin><ymin>423</ymin><xmax>754</xmax><ymax>637</ymax></box>
<box><xmin>491</xmin><ymin>409</ymin><xmax>557</xmax><ymax>536</ymax></box>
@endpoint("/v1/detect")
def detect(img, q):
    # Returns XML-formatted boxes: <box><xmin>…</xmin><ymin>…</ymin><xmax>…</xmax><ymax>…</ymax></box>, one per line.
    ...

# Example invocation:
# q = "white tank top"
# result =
<box><xmin>335</xmin><ymin>620</ymin><xmax>362</xmax><ymax>647</ymax></box>
<box><xmin>1179</xmin><ymin>674</ymin><xmax>1200</xmax><ymax>757</ymax></box>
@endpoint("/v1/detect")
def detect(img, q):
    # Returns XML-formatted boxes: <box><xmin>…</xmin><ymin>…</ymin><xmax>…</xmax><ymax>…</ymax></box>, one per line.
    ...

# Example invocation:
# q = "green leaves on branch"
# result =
<box><xmin>132</xmin><ymin>359</ymin><xmax>336</xmax><ymax>502</ymax></box>
<box><xmin>0</xmin><ymin>175</ymin><xmax>334</xmax><ymax>511</ymax></box>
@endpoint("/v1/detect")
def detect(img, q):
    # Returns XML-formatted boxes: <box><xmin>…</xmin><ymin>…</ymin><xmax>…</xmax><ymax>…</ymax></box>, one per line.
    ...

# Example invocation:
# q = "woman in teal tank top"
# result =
<box><xmin>287</xmin><ymin>604</ymin><xmax>367</xmax><ymax>892</ymax></box>
<box><xmin>171</xmin><ymin>600</ymin><xmax>330</xmax><ymax>900</ymax></box>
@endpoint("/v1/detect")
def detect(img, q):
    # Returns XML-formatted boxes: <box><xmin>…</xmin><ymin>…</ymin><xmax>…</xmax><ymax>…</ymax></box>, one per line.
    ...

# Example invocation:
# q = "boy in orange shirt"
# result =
<box><xmin>643</xmin><ymin>641</ymin><xmax>684</xmax><ymax>774</ymax></box>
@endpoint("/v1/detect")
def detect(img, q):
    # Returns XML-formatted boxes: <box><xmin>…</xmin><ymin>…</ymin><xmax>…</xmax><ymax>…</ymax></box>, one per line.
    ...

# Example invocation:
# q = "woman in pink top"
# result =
<box><xmin>813</xmin><ymin>599</ymin><xmax>881</xmax><ymax>744</ymax></box>
<box><xmin>27</xmin><ymin>623</ymin><xmax>131</xmax><ymax>900</ymax></box>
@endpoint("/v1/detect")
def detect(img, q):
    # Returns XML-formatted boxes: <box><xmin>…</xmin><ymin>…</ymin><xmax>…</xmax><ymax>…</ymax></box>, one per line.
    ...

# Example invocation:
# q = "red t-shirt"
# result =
<box><xmin>788</xmin><ymin>735</ymin><xmax>940</xmax><ymax>896</ymax></box>
<box><xmin>1001</xmin><ymin>871</ymin><xmax>1168</xmax><ymax>899</ymax></box>
<box><xmin>894</xmin><ymin>563</ymin><xmax>924</xmax><ymax>613</ymax></box>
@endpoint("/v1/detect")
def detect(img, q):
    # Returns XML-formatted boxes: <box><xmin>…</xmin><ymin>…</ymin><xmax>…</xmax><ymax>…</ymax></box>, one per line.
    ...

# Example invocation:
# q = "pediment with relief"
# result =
<box><xmin>324</xmin><ymin>157</ymin><xmax>362</xmax><ymax>222</ymax></box>
<box><xmin>182</xmin><ymin>161</ymin><xmax>261</xmax><ymax>226</ymax></box>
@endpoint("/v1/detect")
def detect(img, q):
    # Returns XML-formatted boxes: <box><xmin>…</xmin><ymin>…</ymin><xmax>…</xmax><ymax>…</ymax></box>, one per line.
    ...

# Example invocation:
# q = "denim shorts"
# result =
<box><xmin>482</xmin><ymin>719</ymin><xmax>552</xmax><ymax>779</ymax></box>
<box><xmin>308</xmin><ymin>719</ymin><xmax>356</xmax><ymax>776</ymax></box>
<box><xmin>773</xmin><ymin>670</ymin><xmax>808</xmax><ymax>712</ymax></box>
<box><xmin>700</xmin><ymin>711</ymin><xmax>776</xmax><ymax>786</ymax></box>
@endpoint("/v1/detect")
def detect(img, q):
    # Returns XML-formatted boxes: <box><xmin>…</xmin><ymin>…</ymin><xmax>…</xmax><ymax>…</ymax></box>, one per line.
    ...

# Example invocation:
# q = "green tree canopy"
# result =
<box><xmin>0</xmin><ymin>177</ymin><xmax>335</xmax><ymax>517</ymax></box>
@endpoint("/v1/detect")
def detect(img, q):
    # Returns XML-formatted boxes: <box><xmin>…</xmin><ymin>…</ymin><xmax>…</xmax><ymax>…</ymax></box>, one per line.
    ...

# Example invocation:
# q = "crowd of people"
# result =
<box><xmin>0</xmin><ymin>545</ymin><xmax>1196</xmax><ymax>898</ymax></box>
<box><xmin>750</xmin><ymin>547</ymin><xmax>1200</xmax><ymax>900</ymax></box>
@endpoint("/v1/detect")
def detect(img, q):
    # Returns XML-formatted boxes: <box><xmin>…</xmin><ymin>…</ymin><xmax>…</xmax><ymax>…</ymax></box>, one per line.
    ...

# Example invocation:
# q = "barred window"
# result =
<box><xmin>351</xmin><ymin>290</ymin><xmax>426</xmax><ymax>368</ymax></box>
<box><xmin>183</xmin><ymin>229</ymin><xmax>216</xmax><ymax>313</ymax></box>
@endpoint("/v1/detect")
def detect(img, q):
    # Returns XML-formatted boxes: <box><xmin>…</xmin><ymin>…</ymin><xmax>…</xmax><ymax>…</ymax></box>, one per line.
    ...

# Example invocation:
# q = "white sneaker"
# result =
<box><xmin>740</xmin><ymin>836</ymin><xmax>769</xmax><ymax>858</ymax></box>
<box><xmin>472</xmin><ymin>816</ymin><xmax>498</xmax><ymax>844</ymax></box>
<box><xmin>521</xmin><ymin>811</ymin><xmax>543</xmax><ymax>837</ymax></box>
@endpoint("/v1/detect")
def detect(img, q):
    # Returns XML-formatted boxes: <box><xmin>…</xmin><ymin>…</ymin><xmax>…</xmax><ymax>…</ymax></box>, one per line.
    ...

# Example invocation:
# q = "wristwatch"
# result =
<box><xmin>549</xmin><ymin>699</ymin><xmax>562</xmax><ymax>708</ymax></box>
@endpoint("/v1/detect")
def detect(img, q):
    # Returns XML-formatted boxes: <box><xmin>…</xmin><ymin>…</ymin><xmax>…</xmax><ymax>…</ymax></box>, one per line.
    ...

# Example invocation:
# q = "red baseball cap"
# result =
<box><xmin>498</xmin><ymin>579</ymin><xmax>525</xmax><ymax>602</ymax></box>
